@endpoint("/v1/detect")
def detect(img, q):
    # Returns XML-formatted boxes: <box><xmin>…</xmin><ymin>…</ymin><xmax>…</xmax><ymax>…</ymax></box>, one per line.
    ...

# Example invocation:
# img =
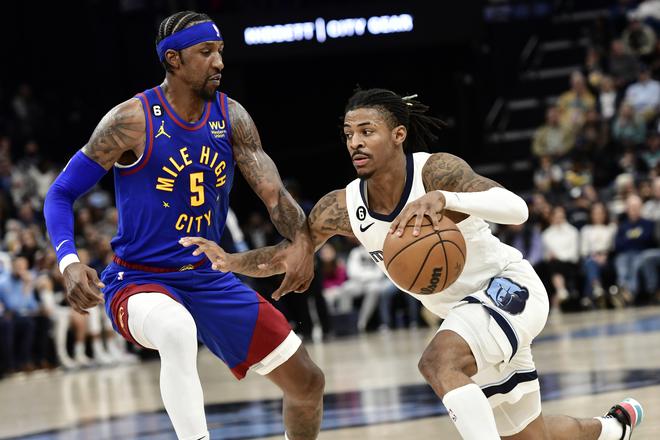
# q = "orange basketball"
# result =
<box><xmin>383</xmin><ymin>216</ymin><xmax>466</xmax><ymax>295</ymax></box>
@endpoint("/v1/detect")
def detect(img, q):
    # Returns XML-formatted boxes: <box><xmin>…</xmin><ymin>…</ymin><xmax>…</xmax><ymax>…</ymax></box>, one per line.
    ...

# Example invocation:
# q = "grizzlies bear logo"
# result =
<box><xmin>485</xmin><ymin>277</ymin><xmax>529</xmax><ymax>315</ymax></box>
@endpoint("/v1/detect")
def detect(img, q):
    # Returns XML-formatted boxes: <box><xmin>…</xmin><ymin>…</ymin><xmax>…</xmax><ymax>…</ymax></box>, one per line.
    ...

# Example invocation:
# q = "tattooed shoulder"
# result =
<box><xmin>422</xmin><ymin>152</ymin><xmax>501</xmax><ymax>193</ymax></box>
<box><xmin>228</xmin><ymin>98</ymin><xmax>262</xmax><ymax>154</ymax></box>
<box><xmin>309</xmin><ymin>189</ymin><xmax>354</xmax><ymax>248</ymax></box>
<box><xmin>82</xmin><ymin>98</ymin><xmax>145</xmax><ymax>170</ymax></box>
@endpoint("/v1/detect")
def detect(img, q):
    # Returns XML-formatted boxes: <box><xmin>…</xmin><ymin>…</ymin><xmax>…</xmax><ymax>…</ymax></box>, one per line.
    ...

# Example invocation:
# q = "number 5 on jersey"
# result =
<box><xmin>190</xmin><ymin>172</ymin><xmax>205</xmax><ymax>206</ymax></box>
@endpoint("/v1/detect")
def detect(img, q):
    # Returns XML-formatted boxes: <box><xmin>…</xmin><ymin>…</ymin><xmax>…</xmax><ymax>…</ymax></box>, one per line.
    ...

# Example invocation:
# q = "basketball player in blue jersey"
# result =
<box><xmin>183</xmin><ymin>88</ymin><xmax>645</xmax><ymax>440</ymax></box>
<box><xmin>43</xmin><ymin>11</ymin><xmax>324</xmax><ymax>440</ymax></box>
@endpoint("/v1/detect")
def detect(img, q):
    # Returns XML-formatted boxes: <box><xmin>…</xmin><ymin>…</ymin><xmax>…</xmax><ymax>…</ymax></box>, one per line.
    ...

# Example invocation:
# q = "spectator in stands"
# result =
<box><xmin>18</xmin><ymin>228</ymin><xmax>40</xmax><ymax>267</ymax></box>
<box><xmin>320</xmin><ymin>240</ymin><xmax>387</xmax><ymax>333</ymax></box>
<box><xmin>566</xmin><ymin>186</ymin><xmax>594</xmax><ymax>229</ymax></box>
<box><xmin>341</xmin><ymin>244</ymin><xmax>391</xmax><ymax>332</ymax></box>
<box><xmin>596</xmin><ymin>75</ymin><xmax>623</xmax><ymax>122</ymax></box>
<box><xmin>622</xmin><ymin>18</ymin><xmax>658</xmax><ymax>58</ymax></box>
<box><xmin>641</xmin><ymin>132</ymin><xmax>660</xmax><ymax>170</ymax></box>
<box><xmin>609</xmin><ymin>39</ymin><xmax>641</xmax><ymax>88</ymax></box>
<box><xmin>11</xmin><ymin>83</ymin><xmax>42</xmax><ymax>140</ymax></box>
<box><xmin>623</xmin><ymin>147</ymin><xmax>650</xmax><ymax>177</ymax></box>
<box><xmin>580</xmin><ymin>202</ymin><xmax>617</xmax><ymax>307</ymax></box>
<box><xmin>608</xmin><ymin>173</ymin><xmax>638</xmax><ymax>219</ymax></box>
<box><xmin>612</xmin><ymin>102</ymin><xmax>647</xmax><ymax>147</ymax></box>
<box><xmin>574</xmin><ymin>109</ymin><xmax>609</xmax><ymax>157</ymax></box>
<box><xmin>563</xmin><ymin>160</ymin><xmax>594</xmax><ymax>199</ymax></box>
<box><xmin>0</xmin><ymin>285</ymin><xmax>11</xmax><ymax>377</ymax></box>
<box><xmin>614</xmin><ymin>194</ymin><xmax>657</xmax><ymax>303</ymax></box>
<box><xmin>35</xmin><ymin>270</ymin><xmax>77</xmax><ymax>369</ymax></box>
<box><xmin>533</xmin><ymin>155</ymin><xmax>564</xmax><ymax>195</ymax></box>
<box><xmin>584</xmin><ymin>47</ymin><xmax>605</xmax><ymax>89</ymax></box>
<box><xmin>0</xmin><ymin>256</ymin><xmax>39</xmax><ymax>371</ymax></box>
<box><xmin>628</xmin><ymin>0</ymin><xmax>660</xmax><ymax>26</ymax></box>
<box><xmin>319</xmin><ymin>242</ymin><xmax>347</xmax><ymax>313</ymax></box>
<box><xmin>624</xmin><ymin>65</ymin><xmax>660</xmax><ymax>120</ymax></box>
<box><xmin>529</xmin><ymin>192</ymin><xmax>553</xmax><ymax>229</ymax></box>
<box><xmin>500</xmin><ymin>222</ymin><xmax>544</xmax><ymax>267</ymax></box>
<box><xmin>531</xmin><ymin>106</ymin><xmax>575</xmax><ymax>159</ymax></box>
<box><xmin>378</xmin><ymin>281</ymin><xmax>420</xmax><ymax>332</ymax></box>
<box><xmin>540</xmin><ymin>206</ymin><xmax>581</xmax><ymax>310</ymax></box>
<box><xmin>643</xmin><ymin>176</ymin><xmax>660</xmax><ymax>221</ymax></box>
<box><xmin>557</xmin><ymin>71</ymin><xmax>596</xmax><ymax>129</ymax></box>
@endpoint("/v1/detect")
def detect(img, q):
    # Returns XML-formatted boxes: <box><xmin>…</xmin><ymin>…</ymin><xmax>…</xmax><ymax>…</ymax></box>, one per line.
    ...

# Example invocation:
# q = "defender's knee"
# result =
<box><xmin>149</xmin><ymin>304</ymin><xmax>198</xmax><ymax>354</ymax></box>
<box><xmin>302</xmin><ymin>363</ymin><xmax>325</xmax><ymax>400</ymax></box>
<box><xmin>290</xmin><ymin>361</ymin><xmax>325</xmax><ymax>403</ymax></box>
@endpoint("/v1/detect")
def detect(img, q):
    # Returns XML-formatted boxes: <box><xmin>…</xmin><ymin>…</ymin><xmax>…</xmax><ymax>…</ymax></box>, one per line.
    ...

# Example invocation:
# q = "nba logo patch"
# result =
<box><xmin>485</xmin><ymin>277</ymin><xmax>529</xmax><ymax>315</ymax></box>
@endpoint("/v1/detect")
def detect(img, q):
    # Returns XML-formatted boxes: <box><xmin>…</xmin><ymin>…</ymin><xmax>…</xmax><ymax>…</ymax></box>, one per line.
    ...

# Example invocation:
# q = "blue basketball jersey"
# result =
<box><xmin>110</xmin><ymin>86</ymin><xmax>234</xmax><ymax>266</ymax></box>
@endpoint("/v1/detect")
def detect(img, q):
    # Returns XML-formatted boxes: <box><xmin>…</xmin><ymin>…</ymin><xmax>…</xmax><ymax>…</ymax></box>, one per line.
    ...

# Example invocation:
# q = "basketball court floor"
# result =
<box><xmin>1</xmin><ymin>306</ymin><xmax>659</xmax><ymax>439</ymax></box>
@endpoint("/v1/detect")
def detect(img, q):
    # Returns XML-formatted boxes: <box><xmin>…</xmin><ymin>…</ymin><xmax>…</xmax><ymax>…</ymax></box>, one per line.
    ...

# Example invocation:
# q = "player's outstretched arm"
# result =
<box><xmin>180</xmin><ymin>189</ymin><xmax>354</xmax><ymax>297</ymax></box>
<box><xmin>228</xmin><ymin>98</ymin><xmax>314</xmax><ymax>295</ymax></box>
<box><xmin>44</xmin><ymin>99</ymin><xmax>145</xmax><ymax>313</ymax></box>
<box><xmin>307</xmin><ymin>189</ymin><xmax>355</xmax><ymax>251</ymax></box>
<box><xmin>390</xmin><ymin>152</ymin><xmax>528</xmax><ymax>237</ymax></box>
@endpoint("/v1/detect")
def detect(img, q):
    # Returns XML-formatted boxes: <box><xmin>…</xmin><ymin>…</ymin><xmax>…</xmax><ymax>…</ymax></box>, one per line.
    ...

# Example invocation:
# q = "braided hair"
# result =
<box><xmin>344</xmin><ymin>88</ymin><xmax>446</xmax><ymax>152</ymax></box>
<box><xmin>156</xmin><ymin>11</ymin><xmax>213</xmax><ymax>72</ymax></box>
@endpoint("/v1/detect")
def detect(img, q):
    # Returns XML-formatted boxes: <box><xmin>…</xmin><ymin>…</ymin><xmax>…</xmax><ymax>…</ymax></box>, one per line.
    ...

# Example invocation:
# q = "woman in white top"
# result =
<box><xmin>580</xmin><ymin>202</ymin><xmax>617</xmax><ymax>304</ymax></box>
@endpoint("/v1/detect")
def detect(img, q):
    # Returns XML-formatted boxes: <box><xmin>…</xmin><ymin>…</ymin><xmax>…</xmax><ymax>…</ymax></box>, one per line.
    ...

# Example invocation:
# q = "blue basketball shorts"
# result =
<box><xmin>101</xmin><ymin>259</ymin><xmax>298</xmax><ymax>379</ymax></box>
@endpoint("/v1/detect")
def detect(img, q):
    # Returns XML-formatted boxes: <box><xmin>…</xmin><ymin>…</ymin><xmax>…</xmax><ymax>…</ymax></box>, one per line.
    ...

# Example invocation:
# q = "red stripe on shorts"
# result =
<box><xmin>230</xmin><ymin>294</ymin><xmax>292</xmax><ymax>379</ymax></box>
<box><xmin>110</xmin><ymin>283</ymin><xmax>179</xmax><ymax>348</ymax></box>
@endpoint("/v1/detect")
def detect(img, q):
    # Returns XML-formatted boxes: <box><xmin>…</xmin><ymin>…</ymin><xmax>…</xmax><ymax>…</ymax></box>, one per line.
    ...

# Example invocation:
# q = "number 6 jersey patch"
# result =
<box><xmin>485</xmin><ymin>277</ymin><xmax>529</xmax><ymax>315</ymax></box>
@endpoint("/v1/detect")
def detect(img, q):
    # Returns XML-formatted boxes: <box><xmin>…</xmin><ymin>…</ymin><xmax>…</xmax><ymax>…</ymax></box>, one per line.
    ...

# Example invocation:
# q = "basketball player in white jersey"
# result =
<box><xmin>181</xmin><ymin>88</ymin><xmax>644</xmax><ymax>440</ymax></box>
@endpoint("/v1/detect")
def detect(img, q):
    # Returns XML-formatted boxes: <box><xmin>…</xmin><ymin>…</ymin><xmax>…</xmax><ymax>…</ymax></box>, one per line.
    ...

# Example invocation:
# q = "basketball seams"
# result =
<box><xmin>440</xmin><ymin>238</ymin><xmax>466</xmax><ymax>260</ymax></box>
<box><xmin>438</xmin><ymin>235</ymin><xmax>449</xmax><ymax>291</ymax></box>
<box><xmin>383</xmin><ymin>218</ymin><xmax>466</xmax><ymax>295</ymax></box>
<box><xmin>384</xmin><ymin>231</ymin><xmax>439</xmax><ymax>270</ymax></box>
<box><xmin>407</xmin><ymin>241</ymin><xmax>442</xmax><ymax>291</ymax></box>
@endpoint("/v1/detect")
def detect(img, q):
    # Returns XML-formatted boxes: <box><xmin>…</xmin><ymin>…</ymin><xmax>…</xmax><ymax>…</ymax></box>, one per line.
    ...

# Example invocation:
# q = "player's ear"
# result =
<box><xmin>165</xmin><ymin>50</ymin><xmax>181</xmax><ymax>70</ymax></box>
<box><xmin>392</xmin><ymin>125</ymin><xmax>407</xmax><ymax>146</ymax></box>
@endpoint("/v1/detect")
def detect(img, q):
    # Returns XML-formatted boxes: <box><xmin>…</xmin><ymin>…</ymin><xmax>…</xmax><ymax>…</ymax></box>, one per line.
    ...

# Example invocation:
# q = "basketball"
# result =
<box><xmin>383</xmin><ymin>215</ymin><xmax>466</xmax><ymax>295</ymax></box>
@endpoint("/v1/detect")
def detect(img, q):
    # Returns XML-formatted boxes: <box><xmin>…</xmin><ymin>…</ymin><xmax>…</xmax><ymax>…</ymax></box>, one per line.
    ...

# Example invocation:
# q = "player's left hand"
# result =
<box><xmin>389</xmin><ymin>191</ymin><xmax>445</xmax><ymax>237</ymax></box>
<box><xmin>269</xmin><ymin>235</ymin><xmax>314</xmax><ymax>300</ymax></box>
<box><xmin>179</xmin><ymin>237</ymin><xmax>235</xmax><ymax>271</ymax></box>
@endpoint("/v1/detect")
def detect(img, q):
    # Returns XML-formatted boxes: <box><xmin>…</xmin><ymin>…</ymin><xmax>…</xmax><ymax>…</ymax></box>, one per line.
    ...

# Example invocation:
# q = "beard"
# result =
<box><xmin>356</xmin><ymin>167</ymin><xmax>375</xmax><ymax>179</ymax></box>
<box><xmin>195</xmin><ymin>81</ymin><xmax>219</xmax><ymax>102</ymax></box>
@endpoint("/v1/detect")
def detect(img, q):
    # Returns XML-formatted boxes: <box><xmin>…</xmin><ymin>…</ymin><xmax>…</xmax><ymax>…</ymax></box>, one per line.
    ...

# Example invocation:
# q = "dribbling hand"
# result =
<box><xmin>63</xmin><ymin>262</ymin><xmax>105</xmax><ymax>314</ymax></box>
<box><xmin>389</xmin><ymin>191</ymin><xmax>446</xmax><ymax>237</ymax></box>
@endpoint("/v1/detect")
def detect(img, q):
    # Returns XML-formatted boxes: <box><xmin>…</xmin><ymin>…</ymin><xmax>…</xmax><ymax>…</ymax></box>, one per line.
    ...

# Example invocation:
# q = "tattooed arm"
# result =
<box><xmin>228</xmin><ymin>98</ymin><xmax>314</xmax><ymax>295</ymax></box>
<box><xmin>82</xmin><ymin>98</ymin><xmax>146</xmax><ymax>168</ymax></box>
<box><xmin>229</xmin><ymin>98</ymin><xmax>308</xmax><ymax>240</ymax></box>
<box><xmin>44</xmin><ymin>98</ymin><xmax>145</xmax><ymax>314</ymax></box>
<box><xmin>390</xmin><ymin>152</ymin><xmax>527</xmax><ymax>237</ymax></box>
<box><xmin>180</xmin><ymin>190</ymin><xmax>354</xmax><ymax>295</ymax></box>
<box><xmin>307</xmin><ymin>189</ymin><xmax>355</xmax><ymax>250</ymax></box>
<box><xmin>421</xmin><ymin>152</ymin><xmax>502</xmax><ymax>193</ymax></box>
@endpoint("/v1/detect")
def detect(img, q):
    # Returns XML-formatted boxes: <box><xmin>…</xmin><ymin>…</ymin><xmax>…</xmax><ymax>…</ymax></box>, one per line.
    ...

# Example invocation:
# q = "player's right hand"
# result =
<box><xmin>179</xmin><ymin>237</ymin><xmax>235</xmax><ymax>272</ymax></box>
<box><xmin>63</xmin><ymin>262</ymin><xmax>105</xmax><ymax>314</ymax></box>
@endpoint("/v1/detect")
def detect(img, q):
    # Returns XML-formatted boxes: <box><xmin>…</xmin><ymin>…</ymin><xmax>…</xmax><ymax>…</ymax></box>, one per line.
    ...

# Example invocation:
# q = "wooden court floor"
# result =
<box><xmin>1</xmin><ymin>306</ymin><xmax>659</xmax><ymax>439</ymax></box>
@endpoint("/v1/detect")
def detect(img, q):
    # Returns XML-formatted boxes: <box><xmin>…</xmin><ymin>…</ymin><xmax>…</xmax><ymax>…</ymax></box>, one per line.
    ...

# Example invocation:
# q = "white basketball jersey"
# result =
<box><xmin>345</xmin><ymin>152</ymin><xmax>524</xmax><ymax>318</ymax></box>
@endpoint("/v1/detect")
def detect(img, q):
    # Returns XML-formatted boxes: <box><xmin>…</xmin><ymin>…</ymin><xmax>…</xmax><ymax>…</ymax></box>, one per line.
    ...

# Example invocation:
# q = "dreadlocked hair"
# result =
<box><xmin>344</xmin><ymin>88</ymin><xmax>446</xmax><ymax>152</ymax></box>
<box><xmin>156</xmin><ymin>11</ymin><xmax>213</xmax><ymax>72</ymax></box>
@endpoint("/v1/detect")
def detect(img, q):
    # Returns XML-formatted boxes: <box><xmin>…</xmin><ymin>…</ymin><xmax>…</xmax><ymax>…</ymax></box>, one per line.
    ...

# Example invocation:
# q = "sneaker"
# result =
<box><xmin>605</xmin><ymin>398</ymin><xmax>644</xmax><ymax>440</ymax></box>
<box><xmin>609</xmin><ymin>286</ymin><xmax>626</xmax><ymax>309</ymax></box>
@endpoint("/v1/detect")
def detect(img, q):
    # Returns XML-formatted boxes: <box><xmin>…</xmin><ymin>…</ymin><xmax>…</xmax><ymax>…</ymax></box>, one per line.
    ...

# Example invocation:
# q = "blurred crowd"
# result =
<box><xmin>0</xmin><ymin>1</ymin><xmax>658</xmax><ymax>381</ymax></box>
<box><xmin>523</xmin><ymin>0</ymin><xmax>660</xmax><ymax>311</ymax></box>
